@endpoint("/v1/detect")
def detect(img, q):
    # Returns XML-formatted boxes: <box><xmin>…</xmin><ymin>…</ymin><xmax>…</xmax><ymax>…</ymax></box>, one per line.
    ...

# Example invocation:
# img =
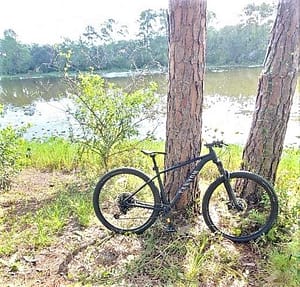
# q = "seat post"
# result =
<box><xmin>151</xmin><ymin>154</ymin><xmax>165</xmax><ymax>200</ymax></box>
<box><xmin>151</xmin><ymin>155</ymin><xmax>160</xmax><ymax>176</ymax></box>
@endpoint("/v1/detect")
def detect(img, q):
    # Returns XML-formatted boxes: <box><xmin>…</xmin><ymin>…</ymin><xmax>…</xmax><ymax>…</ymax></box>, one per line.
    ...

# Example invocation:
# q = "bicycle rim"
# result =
<box><xmin>202</xmin><ymin>172</ymin><xmax>278</xmax><ymax>242</ymax></box>
<box><xmin>94</xmin><ymin>168</ymin><xmax>160</xmax><ymax>233</ymax></box>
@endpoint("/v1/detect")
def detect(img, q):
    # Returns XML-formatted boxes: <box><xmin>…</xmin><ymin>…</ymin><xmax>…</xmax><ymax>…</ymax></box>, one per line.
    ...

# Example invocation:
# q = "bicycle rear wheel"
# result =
<box><xmin>202</xmin><ymin>171</ymin><xmax>278</xmax><ymax>242</ymax></box>
<box><xmin>93</xmin><ymin>168</ymin><xmax>160</xmax><ymax>234</ymax></box>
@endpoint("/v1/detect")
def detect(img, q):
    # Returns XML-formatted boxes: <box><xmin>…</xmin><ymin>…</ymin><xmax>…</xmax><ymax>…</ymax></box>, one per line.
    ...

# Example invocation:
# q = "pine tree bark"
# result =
<box><xmin>165</xmin><ymin>0</ymin><xmax>206</xmax><ymax>211</ymax></box>
<box><xmin>242</xmin><ymin>0</ymin><xmax>300</xmax><ymax>184</ymax></box>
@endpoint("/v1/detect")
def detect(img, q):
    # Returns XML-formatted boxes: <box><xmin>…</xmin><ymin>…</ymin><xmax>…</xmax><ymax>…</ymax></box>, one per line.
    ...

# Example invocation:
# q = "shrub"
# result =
<box><xmin>66</xmin><ymin>73</ymin><xmax>159</xmax><ymax>169</ymax></box>
<box><xmin>0</xmin><ymin>104</ymin><xmax>27</xmax><ymax>190</ymax></box>
<box><xmin>0</xmin><ymin>127</ymin><xmax>26</xmax><ymax>190</ymax></box>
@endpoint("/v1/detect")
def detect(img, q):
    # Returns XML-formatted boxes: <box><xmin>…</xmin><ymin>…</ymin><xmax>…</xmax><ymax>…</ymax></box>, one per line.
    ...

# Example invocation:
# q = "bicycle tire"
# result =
<box><xmin>93</xmin><ymin>168</ymin><xmax>160</xmax><ymax>234</ymax></box>
<box><xmin>202</xmin><ymin>171</ymin><xmax>278</xmax><ymax>243</ymax></box>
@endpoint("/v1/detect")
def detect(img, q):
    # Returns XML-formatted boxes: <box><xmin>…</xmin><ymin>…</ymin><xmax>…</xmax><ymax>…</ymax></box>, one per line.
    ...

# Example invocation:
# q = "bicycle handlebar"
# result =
<box><xmin>204</xmin><ymin>140</ymin><xmax>228</xmax><ymax>148</ymax></box>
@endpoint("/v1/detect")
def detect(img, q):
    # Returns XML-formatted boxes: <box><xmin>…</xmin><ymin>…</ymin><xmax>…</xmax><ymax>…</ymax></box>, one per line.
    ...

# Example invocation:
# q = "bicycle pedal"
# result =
<box><xmin>165</xmin><ymin>224</ymin><xmax>176</xmax><ymax>233</ymax></box>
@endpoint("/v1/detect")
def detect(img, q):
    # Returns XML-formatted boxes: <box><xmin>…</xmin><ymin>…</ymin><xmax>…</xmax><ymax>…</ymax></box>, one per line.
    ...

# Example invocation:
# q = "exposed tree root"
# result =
<box><xmin>58</xmin><ymin>234</ymin><xmax>113</xmax><ymax>276</ymax></box>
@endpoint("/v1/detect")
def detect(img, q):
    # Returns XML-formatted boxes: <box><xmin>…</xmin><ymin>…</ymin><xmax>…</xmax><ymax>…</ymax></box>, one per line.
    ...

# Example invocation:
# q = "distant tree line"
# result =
<box><xmin>0</xmin><ymin>3</ymin><xmax>275</xmax><ymax>76</ymax></box>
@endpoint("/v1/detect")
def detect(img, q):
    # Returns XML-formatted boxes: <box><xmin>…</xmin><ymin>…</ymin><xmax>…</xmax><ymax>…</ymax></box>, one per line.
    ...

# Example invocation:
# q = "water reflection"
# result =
<box><xmin>205</xmin><ymin>68</ymin><xmax>261</xmax><ymax>97</ymax></box>
<box><xmin>0</xmin><ymin>76</ymin><xmax>65</xmax><ymax>106</ymax></box>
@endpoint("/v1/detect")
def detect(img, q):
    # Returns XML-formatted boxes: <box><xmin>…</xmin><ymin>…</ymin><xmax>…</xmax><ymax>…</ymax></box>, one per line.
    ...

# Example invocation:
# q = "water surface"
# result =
<box><xmin>0</xmin><ymin>68</ymin><xmax>298</xmax><ymax>146</ymax></box>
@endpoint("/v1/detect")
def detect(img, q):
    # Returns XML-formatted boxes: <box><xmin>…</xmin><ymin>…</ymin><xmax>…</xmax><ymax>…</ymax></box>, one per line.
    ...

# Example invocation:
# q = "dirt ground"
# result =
<box><xmin>0</xmin><ymin>169</ymin><xmax>148</xmax><ymax>287</ymax></box>
<box><xmin>0</xmin><ymin>169</ymin><xmax>262</xmax><ymax>287</ymax></box>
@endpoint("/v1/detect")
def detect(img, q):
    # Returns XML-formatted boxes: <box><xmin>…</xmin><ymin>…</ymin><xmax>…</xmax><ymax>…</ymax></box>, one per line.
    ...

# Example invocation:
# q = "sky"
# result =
<box><xmin>0</xmin><ymin>0</ymin><xmax>276</xmax><ymax>45</ymax></box>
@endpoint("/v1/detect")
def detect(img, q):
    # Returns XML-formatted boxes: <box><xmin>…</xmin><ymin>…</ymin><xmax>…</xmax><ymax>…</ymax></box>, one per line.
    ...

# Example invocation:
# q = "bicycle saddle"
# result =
<box><xmin>141</xmin><ymin>150</ymin><xmax>166</xmax><ymax>157</ymax></box>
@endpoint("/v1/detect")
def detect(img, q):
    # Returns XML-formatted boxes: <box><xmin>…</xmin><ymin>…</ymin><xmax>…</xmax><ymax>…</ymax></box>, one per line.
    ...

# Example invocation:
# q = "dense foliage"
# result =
<box><xmin>0</xmin><ymin>3</ymin><xmax>275</xmax><ymax>75</ymax></box>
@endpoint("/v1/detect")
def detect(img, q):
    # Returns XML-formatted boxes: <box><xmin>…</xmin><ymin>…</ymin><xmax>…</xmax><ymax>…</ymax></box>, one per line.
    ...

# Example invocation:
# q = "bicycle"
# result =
<box><xmin>93</xmin><ymin>141</ymin><xmax>278</xmax><ymax>243</ymax></box>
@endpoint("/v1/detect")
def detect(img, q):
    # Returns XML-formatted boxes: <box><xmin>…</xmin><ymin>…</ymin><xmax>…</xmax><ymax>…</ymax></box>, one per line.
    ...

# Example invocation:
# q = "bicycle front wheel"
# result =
<box><xmin>202</xmin><ymin>171</ymin><xmax>278</xmax><ymax>242</ymax></box>
<box><xmin>93</xmin><ymin>168</ymin><xmax>160</xmax><ymax>234</ymax></box>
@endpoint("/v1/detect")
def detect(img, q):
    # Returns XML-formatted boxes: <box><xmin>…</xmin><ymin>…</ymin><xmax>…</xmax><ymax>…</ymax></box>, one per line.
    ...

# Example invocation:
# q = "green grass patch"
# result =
<box><xmin>23</xmin><ymin>137</ymin><xmax>104</xmax><ymax>172</ymax></box>
<box><xmin>124</xmin><ymin>229</ymin><xmax>189</xmax><ymax>285</ymax></box>
<box><xmin>0</xmin><ymin>185</ymin><xmax>93</xmax><ymax>256</ymax></box>
<box><xmin>265</xmin><ymin>229</ymin><xmax>300</xmax><ymax>287</ymax></box>
<box><xmin>24</xmin><ymin>137</ymin><xmax>83</xmax><ymax>171</ymax></box>
<box><xmin>22</xmin><ymin>138</ymin><xmax>166</xmax><ymax>174</ymax></box>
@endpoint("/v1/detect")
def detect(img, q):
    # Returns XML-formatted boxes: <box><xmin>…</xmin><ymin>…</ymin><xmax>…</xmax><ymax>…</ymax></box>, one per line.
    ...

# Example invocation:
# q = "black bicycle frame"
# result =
<box><xmin>158</xmin><ymin>153</ymin><xmax>216</xmax><ymax>207</ymax></box>
<box><xmin>149</xmin><ymin>147</ymin><xmax>225</xmax><ymax>208</ymax></box>
<box><xmin>127</xmin><ymin>147</ymin><xmax>233</xmax><ymax>213</ymax></box>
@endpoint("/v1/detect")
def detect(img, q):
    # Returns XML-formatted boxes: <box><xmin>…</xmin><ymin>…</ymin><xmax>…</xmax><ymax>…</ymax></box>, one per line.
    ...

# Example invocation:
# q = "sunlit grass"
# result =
<box><xmin>0</xmin><ymin>187</ymin><xmax>93</xmax><ymax>256</ymax></box>
<box><xmin>124</xmin><ymin>229</ymin><xmax>187</xmax><ymax>285</ymax></box>
<box><xmin>24</xmin><ymin>137</ymin><xmax>111</xmax><ymax>172</ymax></box>
<box><xmin>276</xmin><ymin>147</ymin><xmax>300</xmax><ymax>191</ymax></box>
<box><xmin>121</xmin><ymin>228</ymin><xmax>248</xmax><ymax>286</ymax></box>
<box><xmin>23</xmin><ymin>137</ymin><xmax>80</xmax><ymax>171</ymax></box>
<box><xmin>265</xmin><ymin>230</ymin><xmax>300</xmax><ymax>287</ymax></box>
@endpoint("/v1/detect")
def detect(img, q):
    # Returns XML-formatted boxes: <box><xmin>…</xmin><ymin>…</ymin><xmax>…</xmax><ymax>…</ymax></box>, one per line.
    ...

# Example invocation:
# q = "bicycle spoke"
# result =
<box><xmin>93</xmin><ymin>168</ymin><xmax>160</xmax><ymax>233</ymax></box>
<box><xmin>202</xmin><ymin>171</ymin><xmax>278</xmax><ymax>242</ymax></box>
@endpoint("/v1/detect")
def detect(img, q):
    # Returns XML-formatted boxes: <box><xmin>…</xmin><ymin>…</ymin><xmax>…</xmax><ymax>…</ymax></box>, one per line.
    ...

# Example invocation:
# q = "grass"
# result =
<box><xmin>116</xmin><ymin>228</ymin><xmax>249</xmax><ymax>286</ymax></box>
<box><xmin>266</xmin><ymin>232</ymin><xmax>300</xmax><ymax>287</ymax></box>
<box><xmin>23</xmin><ymin>137</ymin><xmax>166</xmax><ymax>174</ymax></box>
<box><xmin>0</xmin><ymin>139</ymin><xmax>299</xmax><ymax>286</ymax></box>
<box><xmin>0</xmin><ymin>177</ymin><xmax>93</xmax><ymax>256</ymax></box>
<box><xmin>23</xmin><ymin>137</ymin><xmax>93</xmax><ymax>171</ymax></box>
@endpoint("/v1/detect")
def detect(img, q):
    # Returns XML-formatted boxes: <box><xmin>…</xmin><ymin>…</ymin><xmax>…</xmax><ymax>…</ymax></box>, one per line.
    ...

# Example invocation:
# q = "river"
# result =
<box><xmin>0</xmin><ymin>68</ymin><xmax>299</xmax><ymax>146</ymax></box>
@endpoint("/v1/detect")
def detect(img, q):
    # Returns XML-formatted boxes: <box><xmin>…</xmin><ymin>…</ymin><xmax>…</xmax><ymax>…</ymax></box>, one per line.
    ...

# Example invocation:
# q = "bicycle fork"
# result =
<box><xmin>216</xmin><ymin>161</ymin><xmax>244</xmax><ymax>211</ymax></box>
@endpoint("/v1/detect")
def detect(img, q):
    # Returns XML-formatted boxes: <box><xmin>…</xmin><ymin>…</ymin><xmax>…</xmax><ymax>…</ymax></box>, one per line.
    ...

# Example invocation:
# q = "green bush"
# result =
<box><xmin>0</xmin><ymin>126</ymin><xmax>26</xmax><ymax>190</ymax></box>
<box><xmin>0</xmin><ymin>104</ymin><xmax>27</xmax><ymax>190</ymax></box>
<box><xmin>66</xmin><ymin>73</ymin><xmax>159</xmax><ymax>169</ymax></box>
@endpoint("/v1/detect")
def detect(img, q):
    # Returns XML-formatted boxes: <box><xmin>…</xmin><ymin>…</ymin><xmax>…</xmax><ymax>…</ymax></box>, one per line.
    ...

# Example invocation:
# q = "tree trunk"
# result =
<box><xmin>242</xmin><ymin>0</ymin><xmax>300</xmax><ymax>184</ymax></box>
<box><xmin>165</xmin><ymin>0</ymin><xmax>206</xmax><ymax>211</ymax></box>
